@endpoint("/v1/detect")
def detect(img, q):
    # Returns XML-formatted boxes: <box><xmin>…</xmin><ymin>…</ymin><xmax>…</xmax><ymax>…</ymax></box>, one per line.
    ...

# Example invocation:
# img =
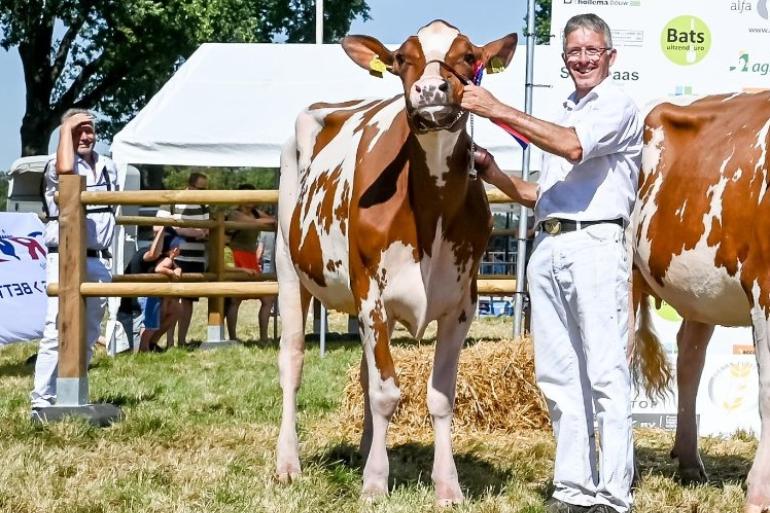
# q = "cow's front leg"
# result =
<box><xmin>429</xmin><ymin>300</ymin><xmax>473</xmax><ymax>506</ymax></box>
<box><xmin>671</xmin><ymin>320</ymin><xmax>713</xmax><ymax>484</ymax></box>
<box><xmin>746</xmin><ymin>306</ymin><xmax>770</xmax><ymax>513</ymax></box>
<box><xmin>358</xmin><ymin>300</ymin><xmax>400</xmax><ymax>499</ymax></box>
<box><xmin>359</xmin><ymin>319</ymin><xmax>396</xmax><ymax>461</ymax></box>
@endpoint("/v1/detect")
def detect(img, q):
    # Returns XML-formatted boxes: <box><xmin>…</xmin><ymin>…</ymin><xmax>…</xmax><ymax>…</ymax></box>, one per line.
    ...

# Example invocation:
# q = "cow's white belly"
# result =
<box><xmin>635</xmin><ymin>241</ymin><xmax>751</xmax><ymax>326</ymax></box>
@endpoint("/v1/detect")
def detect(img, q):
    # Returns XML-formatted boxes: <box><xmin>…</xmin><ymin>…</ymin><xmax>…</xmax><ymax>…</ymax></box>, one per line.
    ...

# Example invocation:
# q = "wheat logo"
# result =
<box><xmin>708</xmin><ymin>362</ymin><xmax>757</xmax><ymax>413</ymax></box>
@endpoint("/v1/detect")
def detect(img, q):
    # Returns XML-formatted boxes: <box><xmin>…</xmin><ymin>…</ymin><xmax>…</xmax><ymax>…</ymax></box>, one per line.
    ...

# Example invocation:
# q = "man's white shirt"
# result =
<box><xmin>43</xmin><ymin>151</ymin><xmax>118</xmax><ymax>250</ymax></box>
<box><xmin>535</xmin><ymin>79</ymin><xmax>643</xmax><ymax>225</ymax></box>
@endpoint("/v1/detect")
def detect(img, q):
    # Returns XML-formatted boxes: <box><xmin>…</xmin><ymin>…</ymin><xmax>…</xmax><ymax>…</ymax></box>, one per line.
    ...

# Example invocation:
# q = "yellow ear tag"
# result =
<box><xmin>487</xmin><ymin>56</ymin><xmax>505</xmax><ymax>74</ymax></box>
<box><xmin>369</xmin><ymin>56</ymin><xmax>387</xmax><ymax>77</ymax></box>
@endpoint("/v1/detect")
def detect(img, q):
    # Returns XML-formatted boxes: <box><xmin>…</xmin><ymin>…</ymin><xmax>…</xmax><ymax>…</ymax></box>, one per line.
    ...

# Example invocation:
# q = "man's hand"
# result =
<box><xmin>63</xmin><ymin>113</ymin><xmax>93</xmax><ymax>133</ymax></box>
<box><xmin>473</xmin><ymin>147</ymin><xmax>504</xmax><ymax>187</ymax></box>
<box><xmin>461</xmin><ymin>85</ymin><xmax>504</xmax><ymax>119</ymax></box>
<box><xmin>172</xmin><ymin>266</ymin><xmax>183</xmax><ymax>280</ymax></box>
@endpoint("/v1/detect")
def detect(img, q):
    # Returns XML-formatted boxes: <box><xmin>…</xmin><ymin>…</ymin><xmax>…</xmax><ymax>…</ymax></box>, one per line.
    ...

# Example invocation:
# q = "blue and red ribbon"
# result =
<box><xmin>473</xmin><ymin>61</ymin><xmax>530</xmax><ymax>150</ymax></box>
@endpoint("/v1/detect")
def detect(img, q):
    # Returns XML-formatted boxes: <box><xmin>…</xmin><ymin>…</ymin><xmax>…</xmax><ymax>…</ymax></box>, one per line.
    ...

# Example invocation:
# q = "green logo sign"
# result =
<box><xmin>729</xmin><ymin>52</ymin><xmax>770</xmax><ymax>75</ymax></box>
<box><xmin>661</xmin><ymin>15</ymin><xmax>712</xmax><ymax>65</ymax></box>
<box><xmin>654</xmin><ymin>301</ymin><xmax>681</xmax><ymax>322</ymax></box>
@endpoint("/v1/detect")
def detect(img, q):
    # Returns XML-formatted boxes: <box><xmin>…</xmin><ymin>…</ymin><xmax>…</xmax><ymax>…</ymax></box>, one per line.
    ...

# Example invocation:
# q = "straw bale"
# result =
<box><xmin>335</xmin><ymin>337</ymin><xmax>550</xmax><ymax>444</ymax></box>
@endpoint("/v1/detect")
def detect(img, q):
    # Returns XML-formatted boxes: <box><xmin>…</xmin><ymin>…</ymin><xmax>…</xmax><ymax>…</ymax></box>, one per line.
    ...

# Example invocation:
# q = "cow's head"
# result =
<box><xmin>343</xmin><ymin>20</ymin><xmax>517</xmax><ymax>133</ymax></box>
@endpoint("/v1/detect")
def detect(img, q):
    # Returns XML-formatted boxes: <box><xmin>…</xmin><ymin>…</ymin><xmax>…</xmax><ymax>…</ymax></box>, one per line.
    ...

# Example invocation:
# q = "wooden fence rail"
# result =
<box><xmin>47</xmin><ymin>175</ymin><xmax>520</xmax><ymax>418</ymax></box>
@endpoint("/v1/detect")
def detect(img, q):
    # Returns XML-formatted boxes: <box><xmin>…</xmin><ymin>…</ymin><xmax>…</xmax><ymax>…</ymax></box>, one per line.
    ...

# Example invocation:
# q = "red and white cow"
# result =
<box><xmin>274</xmin><ymin>21</ymin><xmax>517</xmax><ymax>504</ymax></box>
<box><xmin>633</xmin><ymin>91</ymin><xmax>770</xmax><ymax>513</ymax></box>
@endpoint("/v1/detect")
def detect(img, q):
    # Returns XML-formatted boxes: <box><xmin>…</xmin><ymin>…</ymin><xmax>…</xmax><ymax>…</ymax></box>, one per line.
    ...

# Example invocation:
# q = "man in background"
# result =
<box><xmin>32</xmin><ymin>109</ymin><xmax>118</xmax><ymax>411</ymax></box>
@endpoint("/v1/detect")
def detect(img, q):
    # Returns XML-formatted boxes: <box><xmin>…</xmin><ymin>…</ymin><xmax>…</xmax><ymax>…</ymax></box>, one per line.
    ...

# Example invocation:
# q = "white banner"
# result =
<box><xmin>549</xmin><ymin>0</ymin><xmax>770</xmax><ymax>109</ymax></box>
<box><xmin>0</xmin><ymin>213</ymin><xmax>47</xmax><ymax>345</ymax></box>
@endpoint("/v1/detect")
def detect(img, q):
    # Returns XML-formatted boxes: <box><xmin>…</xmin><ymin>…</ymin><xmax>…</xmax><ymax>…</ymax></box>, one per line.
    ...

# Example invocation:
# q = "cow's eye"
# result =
<box><xmin>464</xmin><ymin>53</ymin><xmax>476</xmax><ymax>65</ymax></box>
<box><xmin>395</xmin><ymin>54</ymin><xmax>405</xmax><ymax>66</ymax></box>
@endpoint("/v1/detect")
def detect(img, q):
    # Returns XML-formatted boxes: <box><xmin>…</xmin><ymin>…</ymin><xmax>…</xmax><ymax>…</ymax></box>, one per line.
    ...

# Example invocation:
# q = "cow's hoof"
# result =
<box><xmin>361</xmin><ymin>481</ymin><xmax>389</xmax><ymax>501</ymax></box>
<box><xmin>678</xmin><ymin>465</ymin><xmax>708</xmax><ymax>485</ymax></box>
<box><xmin>276</xmin><ymin>462</ymin><xmax>301</xmax><ymax>484</ymax></box>
<box><xmin>435</xmin><ymin>481</ymin><xmax>464</xmax><ymax>507</ymax></box>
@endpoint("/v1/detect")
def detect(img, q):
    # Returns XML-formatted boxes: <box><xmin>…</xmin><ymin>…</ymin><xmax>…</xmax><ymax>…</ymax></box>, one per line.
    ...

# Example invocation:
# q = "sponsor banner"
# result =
<box><xmin>631</xmin><ymin>301</ymin><xmax>760</xmax><ymax>437</ymax></box>
<box><xmin>0</xmin><ymin>213</ymin><xmax>47</xmax><ymax>345</ymax></box>
<box><xmin>547</xmin><ymin>0</ymin><xmax>770</xmax><ymax>111</ymax></box>
<box><xmin>547</xmin><ymin>0</ymin><xmax>765</xmax><ymax>438</ymax></box>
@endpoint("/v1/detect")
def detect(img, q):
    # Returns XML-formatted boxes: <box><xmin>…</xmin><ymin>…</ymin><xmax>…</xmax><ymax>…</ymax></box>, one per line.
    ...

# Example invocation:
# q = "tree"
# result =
<box><xmin>0</xmin><ymin>0</ymin><xmax>369</xmax><ymax>157</ymax></box>
<box><xmin>0</xmin><ymin>172</ymin><xmax>8</xmax><ymax>211</ymax></box>
<box><xmin>526</xmin><ymin>0</ymin><xmax>552</xmax><ymax>45</ymax></box>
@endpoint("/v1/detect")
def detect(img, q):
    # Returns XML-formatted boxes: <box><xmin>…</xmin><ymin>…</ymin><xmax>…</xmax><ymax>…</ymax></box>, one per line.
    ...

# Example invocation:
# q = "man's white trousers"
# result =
<box><xmin>528</xmin><ymin>223</ymin><xmax>633</xmax><ymax>513</ymax></box>
<box><xmin>31</xmin><ymin>252</ymin><xmax>111</xmax><ymax>408</ymax></box>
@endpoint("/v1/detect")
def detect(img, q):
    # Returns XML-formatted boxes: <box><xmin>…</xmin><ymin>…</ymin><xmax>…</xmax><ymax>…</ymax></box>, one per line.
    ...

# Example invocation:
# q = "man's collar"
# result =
<box><xmin>76</xmin><ymin>150</ymin><xmax>101</xmax><ymax>169</ymax></box>
<box><xmin>564</xmin><ymin>77</ymin><xmax>612</xmax><ymax>110</ymax></box>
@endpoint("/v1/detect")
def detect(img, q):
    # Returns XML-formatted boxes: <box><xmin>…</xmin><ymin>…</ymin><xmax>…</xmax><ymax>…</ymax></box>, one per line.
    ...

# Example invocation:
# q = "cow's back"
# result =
<box><xmin>633</xmin><ymin>91</ymin><xmax>770</xmax><ymax>325</ymax></box>
<box><xmin>278</xmin><ymin>96</ymin><xmax>407</xmax><ymax>314</ymax></box>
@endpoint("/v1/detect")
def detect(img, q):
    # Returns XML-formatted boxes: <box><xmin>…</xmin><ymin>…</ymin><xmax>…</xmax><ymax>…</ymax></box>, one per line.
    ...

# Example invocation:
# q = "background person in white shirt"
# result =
<box><xmin>32</xmin><ymin>109</ymin><xmax>118</xmax><ymax>410</ymax></box>
<box><xmin>462</xmin><ymin>14</ymin><xmax>643</xmax><ymax>513</ymax></box>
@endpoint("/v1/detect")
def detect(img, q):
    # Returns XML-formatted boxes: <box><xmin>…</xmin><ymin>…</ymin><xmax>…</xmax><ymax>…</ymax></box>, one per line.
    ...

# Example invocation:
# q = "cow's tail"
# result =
<box><xmin>631</xmin><ymin>291</ymin><xmax>674</xmax><ymax>400</ymax></box>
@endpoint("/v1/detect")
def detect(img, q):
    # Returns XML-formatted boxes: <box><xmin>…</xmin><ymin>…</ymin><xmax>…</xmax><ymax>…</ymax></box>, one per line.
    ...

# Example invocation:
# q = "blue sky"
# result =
<box><xmin>0</xmin><ymin>0</ymin><xmax>527</xmax><ymax>171</ymax></box>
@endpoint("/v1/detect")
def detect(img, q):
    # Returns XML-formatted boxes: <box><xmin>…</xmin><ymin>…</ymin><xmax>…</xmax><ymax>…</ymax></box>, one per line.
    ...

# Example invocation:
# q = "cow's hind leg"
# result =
<box><xmin>275</xmin><ymin>232</ymin><xmax>312</xmax><ymax>483</ymax></box>
<box><xmin>746</xmin><ymin>306</ymin><xmax>770</xmax><ymax>513</ymax></box>
<box><xmin>429</xmin><ymin>301</ymin><xmax>474</xmax><ymax>506</ymax></box>
<box><xmin>671</xmin><ymin>320</ymin><xmax>713</xmax><ymax>484</ymax></box>
<box><xmin>358</xmin><ymin>302</ymin><xmax>400</xmax><ymax>499</ymax></box>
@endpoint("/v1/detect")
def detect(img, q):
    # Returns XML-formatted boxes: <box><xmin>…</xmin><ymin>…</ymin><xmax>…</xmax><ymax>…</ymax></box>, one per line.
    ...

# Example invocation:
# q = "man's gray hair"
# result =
<box><xmin>562</xmin><ymin>13</ymin><xmax>613</xmax><ymax>51</ymax></box>
<box><xmin>61</xmin><ymin>108</ymin><xmax>94</xmax><ymax>125</ymax></box>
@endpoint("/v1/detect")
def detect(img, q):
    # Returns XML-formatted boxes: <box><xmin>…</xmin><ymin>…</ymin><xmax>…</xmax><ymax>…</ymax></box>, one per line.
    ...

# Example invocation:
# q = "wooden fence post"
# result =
<box><xmin>202</xmin><ymin>209</ymin><xmax>232</xmax><ymax>348</ymax></box>
<box><xmin>57</xmin><ymin>174</ymin><xmax>87</xmax><ymax>405</ymax></box>
<box><xmin>34</xmin><ymin>174</ymin><xmax>122</xmax><ymax>426</ymax></box>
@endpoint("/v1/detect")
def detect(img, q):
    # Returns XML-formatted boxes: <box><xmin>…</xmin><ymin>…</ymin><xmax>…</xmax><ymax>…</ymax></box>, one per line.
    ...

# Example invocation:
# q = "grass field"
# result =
<box><xmin>0</xmin><ymin>301</ymin><xmax>756</xmax><ymax>513</ymax></box>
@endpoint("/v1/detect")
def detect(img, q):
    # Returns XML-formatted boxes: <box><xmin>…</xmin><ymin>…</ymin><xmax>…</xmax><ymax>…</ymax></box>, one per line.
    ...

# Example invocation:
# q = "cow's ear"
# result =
<box><xmin>481</xmin><ymin>33</ymin><xmax>518</xmax><ymax>74</ymax></box>
<box><xmin>342</xmin><ymin>35</ymin><xmax>395</xmax><ymax>78</ymax></box>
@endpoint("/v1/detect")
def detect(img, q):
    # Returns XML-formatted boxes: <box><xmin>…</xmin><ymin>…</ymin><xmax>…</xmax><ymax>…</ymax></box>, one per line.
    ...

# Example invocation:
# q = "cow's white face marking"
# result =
<box><xmin>417</xmin><ymin>21</ymin><xmax>460</xmax><ymax>77</ymax></box>
<box><xmin>411</xmin><ymin>21</ymin><xmax>460</xmax><ymax>122</ymax></box>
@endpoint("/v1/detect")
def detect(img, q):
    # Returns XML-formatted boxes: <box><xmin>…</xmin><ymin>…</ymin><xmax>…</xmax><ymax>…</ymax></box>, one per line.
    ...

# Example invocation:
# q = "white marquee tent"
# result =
<box><xmin>111</xmin><ymin>42</ymin><xmax>556</xmax><ymax>174</ymax></box>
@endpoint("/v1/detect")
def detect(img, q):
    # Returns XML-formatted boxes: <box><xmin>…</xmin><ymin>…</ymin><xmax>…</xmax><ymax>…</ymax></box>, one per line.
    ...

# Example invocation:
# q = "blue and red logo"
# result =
<box><xmin>0</xmin><ymin>232</ymin><xmax>47</xmax><ymax>263</ymax></box>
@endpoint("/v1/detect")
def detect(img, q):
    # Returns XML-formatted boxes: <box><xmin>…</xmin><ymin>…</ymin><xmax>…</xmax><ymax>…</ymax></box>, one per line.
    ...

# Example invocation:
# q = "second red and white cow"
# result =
<box><xmin>633</xmin><ymin>91</ymin><xmax>770</xmax><ymax>513</ymax></box>
<box><xmin>274</xmin><ymin>21</ymin><xmax>517</xmax><ymax>504</ymax></box>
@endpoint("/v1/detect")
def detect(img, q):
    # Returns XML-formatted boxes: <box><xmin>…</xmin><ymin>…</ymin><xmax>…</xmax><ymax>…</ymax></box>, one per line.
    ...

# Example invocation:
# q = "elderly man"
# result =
<box><xmin>32</xmin><ymin>109</ymin><xmax>118</xmax><ymax>412</ymax></box>
<box><xmin>462</xmin><ymin>13</ymin><xmax>642</xmax><ymax>513</ymax></box>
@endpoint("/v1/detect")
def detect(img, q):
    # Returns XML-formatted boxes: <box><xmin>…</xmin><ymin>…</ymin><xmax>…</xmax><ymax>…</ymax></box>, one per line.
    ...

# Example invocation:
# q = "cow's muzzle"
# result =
<box><xmin>412</xmin><ymin>105</ymin><xmax>463</xmax><ymax>132</ymax></box>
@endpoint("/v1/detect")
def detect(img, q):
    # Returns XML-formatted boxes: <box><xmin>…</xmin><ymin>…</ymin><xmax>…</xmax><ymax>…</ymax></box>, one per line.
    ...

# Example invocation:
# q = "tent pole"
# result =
<box><xmin>315</xmin><ymin>0</ymin><xmax>328</xmax><ymax>357</ymax></box>
<box><xmin>513</xmin><ymin>0</ymin><xmax>537</xmax><ymax>339</ymax></box>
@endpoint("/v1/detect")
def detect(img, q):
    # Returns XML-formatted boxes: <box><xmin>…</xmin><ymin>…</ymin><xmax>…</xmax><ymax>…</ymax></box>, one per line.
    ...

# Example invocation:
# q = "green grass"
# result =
<box><xmin>0</xmin><ymin>303</ymin><xmax>755</xmax><ymax>512</ymax></box>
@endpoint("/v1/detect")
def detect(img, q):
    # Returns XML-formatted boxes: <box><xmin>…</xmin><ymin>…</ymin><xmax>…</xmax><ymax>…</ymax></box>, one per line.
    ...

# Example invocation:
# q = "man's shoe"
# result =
<box><xmin>545</xmin><ymin>498</ymin><xmax>592</xmax><ymax>513</ymax></box>
<box><xmin>587</xmin><ymin>505</ymin><xmax>621</xmax><ymax>513</ymax></box>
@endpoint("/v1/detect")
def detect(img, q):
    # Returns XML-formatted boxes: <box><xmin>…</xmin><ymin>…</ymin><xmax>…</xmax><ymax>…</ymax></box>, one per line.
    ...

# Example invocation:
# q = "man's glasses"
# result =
<box><xmin>564</xmin><ymin>47</ymin><xmax>612</xmax><ymax>61</ymax></box>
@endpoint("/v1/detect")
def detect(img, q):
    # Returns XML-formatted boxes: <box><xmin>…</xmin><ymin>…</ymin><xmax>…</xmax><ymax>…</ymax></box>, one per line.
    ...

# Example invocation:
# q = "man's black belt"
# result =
<box><xmin>47</xmin><ymin>247</ymin><xmax>112</xmax><ymax>259</ymax></box>
<box><xmin>539</xmin><ymin>218</ymin><xmax>624</xmax><ymax>235</ymax></box>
